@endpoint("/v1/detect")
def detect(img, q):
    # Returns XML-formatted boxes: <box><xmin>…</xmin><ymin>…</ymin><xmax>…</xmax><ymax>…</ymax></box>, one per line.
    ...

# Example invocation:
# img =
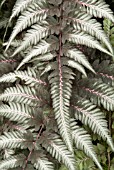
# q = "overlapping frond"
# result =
<box><xmin>72</xmin><ymin>97</ymin><xmax>114</xmax><ymax>151</ymax></box>
<box><xmin>0</xmin><ymin>85</ymin><xmax>44</xmax><ymax>106</ymax></box>
<box><xmin>0</xmin><ymin>102</ymin><xmax>33</xmax><ymax>123</ymax></box>
<box><xmin>63</xmin><ymin>46</ymin><xmax>95</xmax><ymax>73</ymax></box>
<box><xmin>9</xmin><ymin>0</ymin><xmax>36</xmax><ymax>21</ymax></box>
<box><xmin>0</xmin><ymin>67</ymin><xmax>46</xmax><ymax>86</ymax></box>
<box><xmin>76</xmin><ymin>0</ymin><xmax>114</xmax><ymax>22</ymax></box>
<box><xmin>0</xmin><ymin>131</ymin><xmax>33</xmax><ymax>149</ymax></box>
<box><xmin>71</xmin><ymin>119</ymin><xmax>102</xmax><ymax>170</ymax></box>
<box><xmin>30</xmin><ymin>151</ymin><xmax>54</xmax><ymax>170</ymax></box>
<box><xmin>6</xmin><ymin>2</ymin><xmax>48</xmax><ymax>51</ymax></box>
<box><xmin>43</xmin><ymin>134</ymin><xmax>76</xmax><ymax>170</ymax></box>
<box><xmin>69</xmin><ymin>12</ymin><xmax>113</xmax><ymax>53</ymax></box>
<box><xmin>0</xmin><ymin>154</ymin><xmax>25</xmax><ymax>169</ymax></box>
<box><xmin>78</xmin><ymin>79</ymin><xmax>114</xmax><ymax>111</ymax></box>
<box><xmin>13</xmin><ymin>24</ymin><xmax>50</xmax><ymax>55</ymax></box>
<box><xmin>17</xmin><ymin>37</ymin><xmax>58</xmax><ymax>69</ymax></box>
<box><xmin>65</xmin><ymin>31</ymin><xmax>112</xmax><ymax>57</ymax></box>
<box><xmin>0</xmin><ymin>0</ymin><xmax>114</xmax><ymax>170</ymax></box>
<box><xmin>92</xmin><ymin>60</ymin><xmax>114</xmax><ymax>86</ymax></box>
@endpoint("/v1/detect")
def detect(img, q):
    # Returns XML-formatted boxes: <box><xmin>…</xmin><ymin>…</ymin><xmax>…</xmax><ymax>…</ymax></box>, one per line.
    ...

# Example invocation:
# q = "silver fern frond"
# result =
<box><xmin>72</xmin><ymin>98</ymin><xmax>114</xmax><ymax>151</ymax></box>
<box><xmin>71</xmin><ymin>119</ymin><xmax>102</xmax><ymax>170</ymax></box>
<box><xmin>43</xmin><ymin>135</ymin><xmax>76</xmax><ymax>170</ymax></box>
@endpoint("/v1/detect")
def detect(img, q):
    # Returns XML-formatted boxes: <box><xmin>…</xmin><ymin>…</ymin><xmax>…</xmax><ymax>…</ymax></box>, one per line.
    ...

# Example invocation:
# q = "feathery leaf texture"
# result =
<box><xmin>9</xmin><ymin>0</ymin><xmax>36</xmax><ymax>21</ymax></box>
<box><xmin>0</xmin><ymin>85</ymin><xmax>44</xmax><ymax>106</ymax></box>
<box><xmin>78</xmin><ymin>79</ymin><xmax>114</xmax><ymax>111</ymax></box>
<box><xmin>0</xmin><ymin>154</ymin><xmax>25</xmax><ymax>169</ymax></box>
<box><xmin>63</xmin><ymin>47</ymin><xmax>95</xmax><ymax>73</ymax></box>
<box><xmin>72</xmin><ymin>97</ymin><xmax>114</xmax><ymax>151</ymax></box>
<box><xmin>0</xmin><ymin>103</ymin><xmax>32</xmax><ymax>123</ymax></box>
<box><xmin>76</xmin><ymin>0</ymin><xmax>114</xmax><ymax>22</ymax></box>
<box><xmin>71</xmin><ymin>119</ymin><xmax>102</xmax><ymax>170</ymax></box>
<box><xmin>0</xmin><ymin>67</ymin><xmax>46</xmax><ymax>86</ymax></box>
<box><xmin>17</xmin><ymin>37</ymin><xmax>59</xmax><ymax>69</ymax></box>
<box><xmin>65</xmin><ymin>31</ymin><xmax>112</xmax><ymax>57</ymax></box>
<box><xmin>43</xmin><ymin>134</ymin><xmax>76</xmax><ymax>170</ymax></box>
<box><xmin>49</xmin><ymin>65</ymin><xmax>74</xmax><ymax>152</ymax></box>
<box><xmin>0</xmin><ymin>0</ymin><xmax>114</xmax><ymax>170</ymax></box>
<box><xmin>0</xmin><ymin>131</ymin><xmax>34</xmax><ymax>149</ymax></box>
<box><xmin>30</xmin><ymin>151</ymin><xmax>54</xmax><ymax>170</ymax></box>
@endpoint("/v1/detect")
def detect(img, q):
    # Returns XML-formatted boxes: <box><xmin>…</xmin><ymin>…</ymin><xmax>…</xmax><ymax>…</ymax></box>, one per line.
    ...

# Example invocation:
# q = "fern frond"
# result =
<box><xmin>70</xmin><ymin>119</ymin><xmax>102</xmax><ymax>170</ymax></box>
<box><xmin>43</xmin><ymin>135</ymin><xmax>76</xmax><ymax>170</ymax></box>
<box><xmin>17</xmin><ymin>37</ymin><xmax>58</xmax><ymax>69</ymax></box>
<box><xmin>0</xmin><ymin>154</ymin><xmax>25</xmax><ymax>169</ymax></box>
<box><xmin>65</xmin><ymin>31</ymin><xmax>112</xmax><ymax>57</ymax></box>
<box><xmin>96</xmin><ymin>72</ymin><xmax>114</xmax><ymax>86</ymax></box>
<box><xmin>69</xmin><ymin>12</ymin><xmax>113</xmax><ymax>53</ymax></box>
<box><xmin>72</xmin><ymin>98</ymin><xmax>114</xmax><ymax>151</ymax></box>
<box><xmin>63</xmin><ymin>47</ymin><xmax>95</xmax><ymax>73</ymax></box>
<box><xmin>30</xmin><ymin>151</ymin><xmax>54</xmax><ymax>170</ymax></box>
<box><xmin>9</xmin><ymin>0</ymin><xmax>36</xmax><ymax>21</ymax></box>
<box><xmin>0</xmin><ymin>102</ymin><xmax>33</xmax><ymax>123</ymax></box>
<box><xmin>13</xmin><ymin>24</ymin><xmax>50</xmax><ymax>55</ymax></box>
<box><xmin>49</xmin><ymin>66</ymin><xmax>74</xmax><ymax>152</ymax></box>
<box><xmin>0</xmin><ymin>131</ymin><xmax>34</xmax><ymax>149</ymax></box>
<box><xmin>0</xmin><ymin>67</ymin><xmax>46</xmax><ymax>86</ymax></box>
<box><xmin>0</xmin><ymin>85</ymin><xmax>44</xmax><ymax>106</ymax></box>
<box><xmin>31</xmin><ymin>52</ymin><xmax>56</xmax><ymax>62</ymax></box>
<box><xmin>77</xmin><ymin>0</ymin><xmax>114</xmax><ymax>22</ymax></box>
<box><xmin>65</xmin><ymin>59</ymin><xmax>87</xmax><ymax>76</ymax></box>
<box><xmin>6</xmin><ymin>4</ymin><xmax>48</xmax><ymax>51</ymax></box>
<box><xmin>78</xmin><ymin>79</ymin><xmax>114</xmax><ymax>111</ymax></box>
<box><xmin>13</xmin><ymin>16</ymin><xmax>59</xmax><ymax>56</ymax></box>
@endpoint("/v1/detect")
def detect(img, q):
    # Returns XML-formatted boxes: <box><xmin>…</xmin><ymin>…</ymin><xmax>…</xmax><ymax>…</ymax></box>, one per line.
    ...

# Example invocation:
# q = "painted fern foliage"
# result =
<box><xmin>0</xmin><ymin>0</ymin><xmax>114</xmax><ymax>169</ymax></box>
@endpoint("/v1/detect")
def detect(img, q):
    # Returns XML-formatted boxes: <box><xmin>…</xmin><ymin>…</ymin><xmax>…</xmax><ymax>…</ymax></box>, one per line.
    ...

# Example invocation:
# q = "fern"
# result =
<box><xmin>70</xmin><ymin>119</ymin><xmax>102</xmax><ymax>170</ymax></box>
<box><xmin>0</xmin><ymin>67</ymin><xmax>47</xmax><ymax>86</ymax></box>
<box><xmin>72</xmin><ymin>97</ymin><xmax>114</xmax><ymax>151</ymax></box>
<box><xmin>0</xmin><ymin>154</ymin><xmax>25</xmax><ymax>169</ymax></box>
<box><xmin>42</xmin><ymin>134</ymin><xmax>76</xmax><ymax>170</ymax></box>
<box><xmin>0</xmin><ymin>0</ymin><xmax>114</xmax><ymax>170</ymax></box>
<box><xmin>30</xmin><ymin>151</ymin><xmax>54</xmax><ymax>170</ymax></box>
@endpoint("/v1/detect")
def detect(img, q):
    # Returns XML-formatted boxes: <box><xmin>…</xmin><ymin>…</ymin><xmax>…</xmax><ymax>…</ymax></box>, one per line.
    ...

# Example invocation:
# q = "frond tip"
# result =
<box><xmin>71</xmin><ymin>119</ymin><xmax>102</xmax><ymax>170</ymax></box>
<box><xmin>43</xmin><ymin>135</ymin><xmax>76</xmax><ymax>170</ymax></box>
